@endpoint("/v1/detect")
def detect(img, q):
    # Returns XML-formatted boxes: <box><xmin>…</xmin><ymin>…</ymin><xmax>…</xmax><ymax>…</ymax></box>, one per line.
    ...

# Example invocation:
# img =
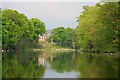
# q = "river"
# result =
<box><xmin>2</xmin><ymin>50</ymin><xmax>119</xmax><ymax>78</ymax></box>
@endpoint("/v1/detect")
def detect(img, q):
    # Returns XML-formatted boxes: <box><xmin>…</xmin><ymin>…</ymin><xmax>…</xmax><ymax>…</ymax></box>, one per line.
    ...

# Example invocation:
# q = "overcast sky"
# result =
<box><xmin>2</xmin><ymin>2</ymin><xmax>98</xmax><ymax>30</ymax></box>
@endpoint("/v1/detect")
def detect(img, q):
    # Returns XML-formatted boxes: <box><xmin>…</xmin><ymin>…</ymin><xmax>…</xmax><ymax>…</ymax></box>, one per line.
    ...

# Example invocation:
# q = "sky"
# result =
<box><xmin>1</xmin><ymin>2</ymin><xmax>99</xmax><ymax>30</ymax></box>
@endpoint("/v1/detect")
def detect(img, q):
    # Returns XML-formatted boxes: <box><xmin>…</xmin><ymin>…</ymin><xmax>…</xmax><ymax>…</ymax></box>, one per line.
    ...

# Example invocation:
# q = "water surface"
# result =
<box><xmin>2</xmin><ymin>50</ymin><xmax>119</xmax><ymax>78</ymax></box>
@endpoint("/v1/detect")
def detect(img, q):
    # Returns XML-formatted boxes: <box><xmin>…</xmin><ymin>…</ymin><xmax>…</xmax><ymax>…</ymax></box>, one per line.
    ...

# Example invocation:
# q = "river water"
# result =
<box><xmin>2</xmin><ymin>50</ymin><xmax>119</xmax><ymax>78</ymax></box>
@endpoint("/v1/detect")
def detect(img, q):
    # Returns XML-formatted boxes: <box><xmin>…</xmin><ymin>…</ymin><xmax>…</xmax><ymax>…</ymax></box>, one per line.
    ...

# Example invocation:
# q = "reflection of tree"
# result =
<box><xmin>76</xmin><ymin>54</ymin><xmax>118</xmax><ymax>78</ymax></box>
<box><xmin>49</xmin><ymin>51</ymin><xmax>118</xmax><ymax>78</ymax></box>
<box><xmin>2</xmin><ymin>51</ymin><xmax>46</xmax><ymax>78</ymax></box>
<box><xmin>50</xmin><ymin>52</ymin><xmax>77</xmax><ymax>73</ymax></box>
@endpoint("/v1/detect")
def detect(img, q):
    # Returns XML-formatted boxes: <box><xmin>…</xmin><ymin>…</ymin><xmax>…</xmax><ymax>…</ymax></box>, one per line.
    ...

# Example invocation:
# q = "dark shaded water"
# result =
<box><xmin>2</xmin><ymin>50</ymin><xmax>119</xmax><ymax>78</ymax></box>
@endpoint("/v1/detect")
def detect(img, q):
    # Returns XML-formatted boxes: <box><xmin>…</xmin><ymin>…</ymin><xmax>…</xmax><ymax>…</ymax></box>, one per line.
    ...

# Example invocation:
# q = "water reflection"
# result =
<box><xmin>43</xmin><ymin>63</ymin><xmax>79</xmax><ymax>78</ymax></box>
<box><xmin>2</xmin><ymin>50</ymin><xmax>45</xmax><ymax>78</ymax></box>
<box><xmin>38</xmin><ymin>55</ymin><xmax>45</xmax><ymax>65</ymax></box>
<box><xmin>42</xmin><ymin>51</ymin><xmax>119</xmax><ymax>78</ymax></box>
<box><xmin>2</xmin><ymin>50</ymin><xmax>119</xmax><ymax>78</ymax></box>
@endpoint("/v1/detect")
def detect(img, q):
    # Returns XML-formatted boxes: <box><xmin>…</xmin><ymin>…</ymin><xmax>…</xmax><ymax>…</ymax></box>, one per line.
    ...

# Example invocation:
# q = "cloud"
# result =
<box><xmin>2</xmin><ymin>0</ymin><xmax>100</xmax><ymax>2</ymax></box>
<box><xmin>2</xmin><ymin>2</ymin><xmax>97</xmax><ymax>29</ymax></box>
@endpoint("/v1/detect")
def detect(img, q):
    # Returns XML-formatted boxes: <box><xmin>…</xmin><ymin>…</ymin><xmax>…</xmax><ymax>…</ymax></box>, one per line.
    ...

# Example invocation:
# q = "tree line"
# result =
<box><xmin>1</xmin><ymin>2</ymin><xmax>119</xmax><ymax>53</ymax></box>
<box><xmin>49</xmin><ymin>2</ymin><xmax>119</xmax><ymax>53</ymax></box>
<box><xmin>2</xmin><ymin>9</ymin><xmax>46</xmax><ymax>51</ymax></box>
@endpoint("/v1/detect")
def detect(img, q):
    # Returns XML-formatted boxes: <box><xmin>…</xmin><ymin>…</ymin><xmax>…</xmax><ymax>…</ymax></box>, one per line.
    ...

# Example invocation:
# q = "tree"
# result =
<box><xmin>76</xmin><ymin>5</ymin><xmax>100</xmax><ymax>51</ymax></box>
<box><xmin>50</xmin><ymin>27</ymin><xmax>65</xmax><ymax>46</ymax></box>
<box><xmin>98</xmin><ymin>2</ymin><xmax>119</xmax><ymax>52</ymax></box>
<box><xmin>2</xmin><ymin>9</ymin><xmax>34</xmax><ymax>50</ymax></box>
<box><xmin>64</xmin><ymin>28</ymin><xmax>74</xmax><ymax>48</ymax></box>
<box><xmin>49</xmin><ymin>27</ymin><xmax>74</xmax><ymax>48</ymax></box>
<box><xmin>2</xmin><ymin>9</ymin><xmax>46</xmax><ymax>50</ymax></box>
<box><xmin>76</xmin><ymin>2</ymin><xmax>119</xmax><ymax>53</ymax></box>
<box><xmin>31</xmin><ymin>18</ymin><xmax>46</xmax><ymax>36</ymax></box>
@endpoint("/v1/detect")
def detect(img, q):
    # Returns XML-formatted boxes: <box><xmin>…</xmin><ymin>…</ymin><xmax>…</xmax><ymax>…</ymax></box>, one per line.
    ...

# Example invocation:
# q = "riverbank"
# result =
<box><xmin>33</xmin><ymin>48</ymin><xmax>75</xmax><ymax>52</ymax></box>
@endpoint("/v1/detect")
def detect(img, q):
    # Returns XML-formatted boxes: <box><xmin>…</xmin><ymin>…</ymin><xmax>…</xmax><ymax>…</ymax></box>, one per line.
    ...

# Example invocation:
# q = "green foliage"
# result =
<box><xmin>0</xmin><ymin>8</ymin><xmax>1</xmax><ymax>79</ymax></box>
<box><xmin>2</xmin><ymin>9</ymin><xmax>46</xmax><ymax>50</ymax></box>
<box><xmin>2</xmin><ymin>9</ymin><xmax>32</xmax><ymax>50</ymax></box>
<box><xmin>49</xmin><ymin>27</ymin><xmax>74</xmax><ymax>48</ymax></box>
<box><xmin>76</xmin><ymin>2</ymin><xmax>119</xmax><ymax>52</ymax></box>
<box><xmin>31</xmin><ymin>18</ymin><xmax>46</xmax><ymax>35</ymax></box>
<box><xmin>98</xmin><ymin>2</ymin><xmax>119</xmax><ymax>52</ymax></box>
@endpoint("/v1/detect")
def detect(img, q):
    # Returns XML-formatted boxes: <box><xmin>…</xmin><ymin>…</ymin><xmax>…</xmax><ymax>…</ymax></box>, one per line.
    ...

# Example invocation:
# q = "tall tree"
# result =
<box><xmin>2</xmin><ymin>9</ymin><xmax>34</xmax><ymax>50</ymax></box>
<box><xmin>76</xmin><ymin>2</ymin><xmax>119</xmax><ymax>52</ymax></box>
<box><xmin>2</xmin><ymin>9</ymin><xmax>47</xmax><ymax>50</ymax></box>
<box><xmin>50</xmin><ymin>27</ymin><xmax>74</xmax><ymax>48</ymax></box>
<box><xmin>31</xmin><ymin>18</ymin><xmax>46</xmax><ymax>36</ymax></box>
